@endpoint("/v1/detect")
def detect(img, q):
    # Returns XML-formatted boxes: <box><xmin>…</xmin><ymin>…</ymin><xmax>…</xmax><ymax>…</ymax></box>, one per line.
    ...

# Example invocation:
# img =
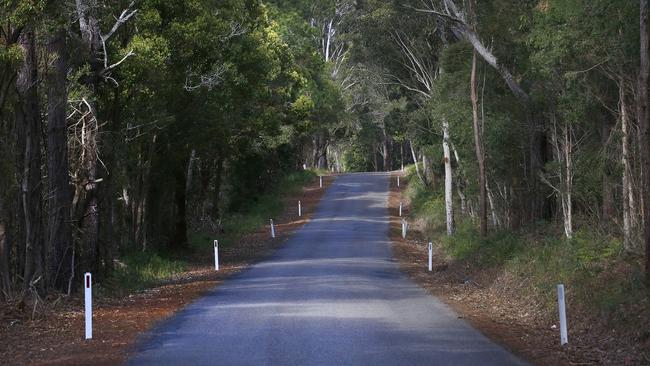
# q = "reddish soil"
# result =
<box><xmin>388</xmin><ymin>173</ymin><xmax>650</xmax><ymax>366</ymax></box>
<box><xmin>0</xmin><ymin>175</ymin><xmax>335</xmax><ymax>366</ymax></box>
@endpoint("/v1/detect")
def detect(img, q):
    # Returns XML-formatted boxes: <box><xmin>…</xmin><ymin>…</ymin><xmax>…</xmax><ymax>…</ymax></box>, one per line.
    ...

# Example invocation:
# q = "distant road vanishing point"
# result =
<box><xmin>127</xmin><ymin>172</ymin><xmax>528</xmax><ymax>366</ymax></box>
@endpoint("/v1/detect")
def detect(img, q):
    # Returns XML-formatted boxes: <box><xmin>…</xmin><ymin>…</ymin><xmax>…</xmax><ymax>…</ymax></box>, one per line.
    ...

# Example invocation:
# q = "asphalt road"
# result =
<box><xmin>127</xmin><ymin>172</ymin><xmax>528</xmax><ymax>366</ymax></box>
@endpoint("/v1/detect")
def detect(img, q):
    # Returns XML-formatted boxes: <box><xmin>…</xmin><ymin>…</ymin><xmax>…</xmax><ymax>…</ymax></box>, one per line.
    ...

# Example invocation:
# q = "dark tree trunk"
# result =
<box><xmin>172</xmin><ymin>166</ymin><xmax>189</xmax><ymax>249</ymax></box>
<box><xmin>471</xmin><ymin>51</ymin><xmax>487</xmax><ymax>238</ymax></box>
<box><xmin>0</xmin><ymin>197</ymin><xmax>10</xmax><ymax>297</ymax></box>
<box><xmin>638</xmin><ymin>0</ymin><xmax>650</xmax><ymax>285</ymax></box>
<box><xmin>312</xmin><ymin>138</ymin><xmax>318</xmax><ymax>168</ymax></box>
<box><xmin>211</xmin><ymin>158</ymin><xmax>224</xmax><ymax>219</ymax></box>
<box><xmin>16</xmin><ymin>28</ymin><xmax>45</xmax><ymax>293</ymax></box>
<box><xmin>46</xmin><ymin>29</ymin><xmax>73</xmax><ymax>293</ymax></box>
<box><xmin>373</xmin><ymin>144</ymin><xmax>378</xmax><ymax>172</ymax></box>
<box><xmin>75</xmin><ymin>0</ymin><xmax>103</xmax><ymax>275</ymax></box>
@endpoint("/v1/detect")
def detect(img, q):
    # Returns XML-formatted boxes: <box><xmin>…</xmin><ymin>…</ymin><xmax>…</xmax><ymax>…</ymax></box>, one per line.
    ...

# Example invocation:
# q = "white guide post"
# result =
<box><xmin>319</xmin><ymin>176</ymin><xmax>323</xmax><ymax>188</ymax></box>
<box><xmin>399</xmin><ymin>202</ymin><xmax>403</xmax><ymax>217</ymax></box>
<box><xmin>303</xmin><ymin>164</ymin><xmax>307</xmax><ymax>170</ymax></box>
<box><xmin>401</xmin><ymin>164</ymin><xmax>404</xmax><ymax>172</ymax></box>
<box><xmin>84</xmin><ymin>272</ymin><xmax>92</xmax><ymax>340</ymax></box>
<box><xmin>214</xmin><ymin>240</ymin><xmax>219</xmax><ymax>271</ymax></box>
<box><xmin>428</xmin><ymin>242</ymin><xmax>433</xmax><ymax>272</ymax></box>
<box><xmin>298</xmin><ymin>201</ymin><xmax>302</xmax><ymax>217</ymax></box>
<box><xmin>270</xmin><ymin>219</ymin><xmax>276</xmax><ymax>238</ymax></box>
<box><xmin>401</xmin><ymin>220</ymin><xmax>407</xmax><ymax>239</ymax></box>
<box><xmin>557</xmin><ymin>284</ymin><xmax>568</xmax><ymax>345</ymax></box>
<box><xmin>397</xmin><ymin>176</ymin><xmax>400</xmax><ymax>187</ymax></box>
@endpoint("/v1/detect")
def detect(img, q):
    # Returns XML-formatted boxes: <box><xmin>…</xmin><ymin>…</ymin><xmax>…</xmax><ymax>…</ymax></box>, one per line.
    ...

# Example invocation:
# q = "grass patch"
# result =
<box><xmin>109</xmin><ymin>251</ymin><xmax>187</xmax><ymax>293</ymax></box>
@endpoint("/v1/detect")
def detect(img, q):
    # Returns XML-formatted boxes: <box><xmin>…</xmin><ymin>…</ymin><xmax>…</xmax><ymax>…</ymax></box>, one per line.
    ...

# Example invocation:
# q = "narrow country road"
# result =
<box><xmin>127</xmin><ymin>173</ymin><xmax>528</xmax><ymax>366</ymax></box>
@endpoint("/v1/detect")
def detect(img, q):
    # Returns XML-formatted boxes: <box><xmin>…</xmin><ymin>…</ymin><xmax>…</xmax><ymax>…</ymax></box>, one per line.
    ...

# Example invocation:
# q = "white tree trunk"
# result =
<box><xmin>563</xmin><ymin>126</ymin><xmax>573</xmax><ymax>239</ymax></box>
<box><xmin>410</xmin><ymin>141</ymin><xmax>426</xmax><ymax>185</ymax></box>
<box><xmin>487</xmin><ymin>183</ymin><xmax>500</xmax><ymax>229</ymax></box>
<box><xmin>621</xmin><ymin>79</ymin><xmax>633</xmax><ymax>249</ymax></box>
<box><xmin>443</xmin><ymin>119</ymin><xmax>455</xmax><ymax>235</ymax></box>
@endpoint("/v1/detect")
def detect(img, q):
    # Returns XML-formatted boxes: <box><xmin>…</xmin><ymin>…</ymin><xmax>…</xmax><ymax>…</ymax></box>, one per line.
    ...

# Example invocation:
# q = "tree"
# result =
<box><xmin>470</xmin><ymin>50</ymin><xmax>487</xmax><ymax>237</ymax></box>
<box><xmin>16</xmin><ymin>26</ymin><xmax>45</xmax><ymax>293</ymax></box>
<box><xmin>639</xmin><ymin>0</ymin><xmax>650</xmax><ymax>285</ymax></box>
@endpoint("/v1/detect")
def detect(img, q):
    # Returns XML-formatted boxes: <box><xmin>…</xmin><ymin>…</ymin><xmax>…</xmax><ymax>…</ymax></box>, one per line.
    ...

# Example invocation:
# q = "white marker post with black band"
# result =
<box><xmin>214</xmin><ymin>240</ymin><xmax>219</xmax><ymax>271</ymax></box>
<box><xmin>270</xmin><ymin>219</ymin><xmax>276</xmax><ymax>238</ymax></box>
<box><xmin>428</xmin><ymin>242</ymin><xmax>433</xmax><ymax>272</ymax></box>
<box><xmin>298</xmin><ymin>201</ymin><xmax>302</xmax><ymax>217</ymax></box>
<box><xmin>397</xmin><ymin>176</ymin><xmax>400</xmax><ymax>187</ymax></box>
<box><xmin>399</xmin><ymin>202</ymin><xmax>403</xmax><ymax>217</ymax></box>
<box><xmin>84</xmin><ymin>272</ymin><xmax>92</xmax><ymax>340</ymax></box>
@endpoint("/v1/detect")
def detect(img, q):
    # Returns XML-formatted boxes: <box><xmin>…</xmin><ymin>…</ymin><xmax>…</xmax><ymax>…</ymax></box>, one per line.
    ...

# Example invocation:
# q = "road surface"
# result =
<box><xmin>127</xmin><ymin>172</ymin><xmax>528</xmax><ymax>366</ymax></box>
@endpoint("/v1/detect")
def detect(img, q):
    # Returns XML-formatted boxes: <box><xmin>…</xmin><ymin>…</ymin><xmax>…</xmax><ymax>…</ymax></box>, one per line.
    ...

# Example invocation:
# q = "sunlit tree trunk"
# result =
<box><xmin>471</xmin><ymin>50</ymin><xmax>487</xmax><ymax>237</ymax></box>
<box><xmin>409</xmin><ymin>141</ymin><xmax>426</xmax><ymax>185</ymax></box>
<box><xmin>442</xmin><ymin>118</ymin><xmax>455</xmax><ymax>235</ymax></box>
<box><xmin>382</xmin><ymin>134</ymin><xmax>390</xmax><ymax>171</ymax></box>
<box><xmin>621</xmin><ymin>79</ymin><xmax>634</xmax><ymax>250</ymax></box>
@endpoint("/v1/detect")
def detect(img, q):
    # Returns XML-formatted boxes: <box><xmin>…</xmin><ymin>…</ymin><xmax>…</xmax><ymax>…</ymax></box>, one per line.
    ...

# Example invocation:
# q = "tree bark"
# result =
<box><xmin>442</xmin><ymin>118</ymin><xmax>455</xmax><ymax>235</ymax></box>
<box><xmin>172</xmin><ymin>166</ymin><xmax>189</xmax><ymax>249</ymax></box>
<box><xmin>0</xmin><ymin>197</ymin><xmax>10</xmax><ymax>297</ymax></box>
<box><xmin>373</xmin><ymin>144</ymin><xmax>378</xmax><ymax>172</ymax></box>
<box><xmin>621</xmin><ymin>79</ymin><xmax>633</xmax><ymax>250</ymax></box>
<box><xmin>211</xmin><ymin>157</ymin><xmax>224</xmax><ymax>220</ymax></box>
<box><xmin>486</xmin><ymin>183</ymin><xmax>500</xmax><ymax>228</ymax></box>
<box><xmin>16</xmin><ymin>28</ymin><xmax>45</xmax><ymax>293</ymax></box>
<box><xmin>638</xmin><ymin>0</ymin><xmax>650</xmax><ymax>285</ymax></box>
<box><xmin>75</xmin><ymin>0</ymin><xmax>103</xmax><ymax>275</ymax></box>
<box><xmin>471</xmin><ymin>51</ymin><xmax>487</xmax><ymax>237</ymax></box>
<box><xmin>409</xmin><ymin>141</ymin><xmax>426</xmax><ymax>185</ymax></box>
<box><xmin>47</xmin><ymin>29</ymin><xmax>73</xmax><ymax>293</ymax></box>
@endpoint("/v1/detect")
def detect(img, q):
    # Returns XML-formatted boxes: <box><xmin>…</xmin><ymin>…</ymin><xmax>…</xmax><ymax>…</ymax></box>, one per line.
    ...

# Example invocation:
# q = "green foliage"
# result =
<box><xmin>190</xmin><ymin>170</ymin><xmax>316</xmax><ymax>254</ymax></box>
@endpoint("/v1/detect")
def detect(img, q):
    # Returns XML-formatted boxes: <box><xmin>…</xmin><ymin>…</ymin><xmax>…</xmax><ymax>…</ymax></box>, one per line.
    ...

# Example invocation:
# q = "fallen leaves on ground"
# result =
<box><xmin>0</xmin><ymin>175</ymin><xmax>334</xmax><ymax>366</ymax></box>
<box><xmin>388</xmin><ymin>174</ymin><xmax>649</xmax><ymax>366</ymax></box>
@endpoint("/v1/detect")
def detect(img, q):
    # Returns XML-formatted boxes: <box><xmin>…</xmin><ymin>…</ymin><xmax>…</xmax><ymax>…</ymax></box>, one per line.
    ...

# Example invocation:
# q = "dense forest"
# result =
<box><xmin>1</xmin><ymin>0</ymin><xmax>649</xmax><ymax>307</ymax></box>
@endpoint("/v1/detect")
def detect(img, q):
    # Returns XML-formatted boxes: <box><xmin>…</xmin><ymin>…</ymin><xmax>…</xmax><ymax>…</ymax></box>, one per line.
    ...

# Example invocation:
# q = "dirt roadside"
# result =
<box><xmin>0</xmin><ymin>174</ymin><xmax>335</xmax><ymax>366</ymax></box>
<box><xmin>388</xmin><ymin>173</ymin><xmax>649</xmax><ymax>366</ymax></box>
